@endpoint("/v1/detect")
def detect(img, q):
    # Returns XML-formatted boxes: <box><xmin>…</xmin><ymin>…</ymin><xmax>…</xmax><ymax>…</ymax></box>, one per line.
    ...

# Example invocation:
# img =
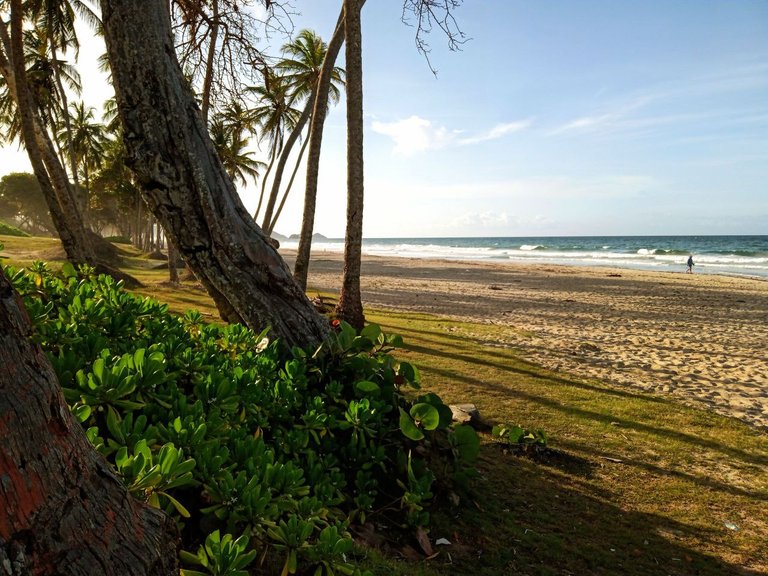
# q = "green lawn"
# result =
<box><xmin>2</xmin><ymin>234</ymin><xmax>766</xmax><ymax>575</ymax></box>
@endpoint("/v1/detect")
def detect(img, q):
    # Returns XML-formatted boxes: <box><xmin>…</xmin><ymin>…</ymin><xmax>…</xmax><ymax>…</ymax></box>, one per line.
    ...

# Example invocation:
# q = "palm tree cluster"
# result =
<box><xmin>209</xmin><ymin>28</ymin><xmax>344</xmax><ymax>237</ymax></box>
<box><xmin>1</xmin><ymin>0</ymin><xmax>345</xmax><ymax>252</ymax></box>
<box><xmin>2</xmin><ymin>0</ymin><xmax>372</xmax><ymax>327</ymax></box>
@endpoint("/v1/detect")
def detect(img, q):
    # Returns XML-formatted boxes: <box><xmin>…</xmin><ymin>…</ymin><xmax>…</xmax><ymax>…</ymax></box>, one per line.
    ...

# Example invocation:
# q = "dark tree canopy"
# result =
<box><xmin>0</xmin><ymin>171</ymin><xmax>55</xmax><ymax>234</ymax></box>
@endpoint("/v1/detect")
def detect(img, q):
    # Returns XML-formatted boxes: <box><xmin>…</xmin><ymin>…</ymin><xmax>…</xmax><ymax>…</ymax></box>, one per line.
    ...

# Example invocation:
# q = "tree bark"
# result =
<box><xmin>167</xmin><ymin>234</ymin><xmax>180</xmax><ymax>284</ymax></box>
<box><xmin>335</xmin><ymin>0</ymin><xmax>366</xmax><ymax>329</ymax></box>
<box><xmin>293</xmin><ymin>8</ymin><xmax>346</xmax><ymax>292</ymax></box>
<box><xmin>0</xmin><ymin>269</ymin><xmax>179</xmax><ymax>576</ymax></box>
<box><xmin>100</xmin><ymin>0</ymin><xmax>329</xmax><ymax>348</ymax></box>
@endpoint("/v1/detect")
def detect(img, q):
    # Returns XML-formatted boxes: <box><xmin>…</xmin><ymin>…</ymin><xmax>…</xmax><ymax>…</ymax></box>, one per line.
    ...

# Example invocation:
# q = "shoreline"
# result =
<box><xmin>281</xmin><ymin>249</ymin><xmax>768</xmax><ymax>430</ymax></box>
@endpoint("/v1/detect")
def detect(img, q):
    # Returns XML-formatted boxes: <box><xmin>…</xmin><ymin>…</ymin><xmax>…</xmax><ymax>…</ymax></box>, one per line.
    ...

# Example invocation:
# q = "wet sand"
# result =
<box><xmin>281</xmin><ymin>249</ymin><xmax>768</xmax><ymax>430</ymax></box>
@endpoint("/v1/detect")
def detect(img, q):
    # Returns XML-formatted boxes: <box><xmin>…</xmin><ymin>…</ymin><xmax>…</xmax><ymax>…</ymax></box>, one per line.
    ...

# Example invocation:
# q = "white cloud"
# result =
<box><xmin>458</xmin><ymin>120</ymin><xmax>532</xmax><ymax>145</ymax></box>
<box><xmin>453</xmin><ymin>211</ymin><xmax>510</xmax><ymax>228</ymax></box>
<box><xmin>371</xmin><ymin>116</ymin><xmax>531</xmax><ymax>155</ymax></box>
<box><xmin>371</xmin><ymin>116</ymin><xmax>455</xmax><ymax>155</ymax></box>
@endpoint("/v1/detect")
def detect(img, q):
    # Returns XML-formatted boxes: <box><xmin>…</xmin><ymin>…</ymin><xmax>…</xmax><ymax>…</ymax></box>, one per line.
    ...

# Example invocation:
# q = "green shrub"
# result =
<box><xmin>6</xmin><ymin>261</ymin><xmax>479</xmax><ymax>575</ymax></box>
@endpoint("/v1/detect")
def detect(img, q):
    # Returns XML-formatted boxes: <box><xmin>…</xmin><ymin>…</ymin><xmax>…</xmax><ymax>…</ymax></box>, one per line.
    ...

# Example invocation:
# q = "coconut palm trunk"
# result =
<box><xmin>335</xmin><ymin>0</ymin><xmax>365</xmax><ymax>329</ymax></box>
<box><xmin>265</xmin><ymin>131</ymin><xmax>310</xmax><ymax>236</ymax></box>
<box><xmin>48</xmin><ymin>36</ymin><xmax>82</xmax><ymax>211</ymax></box>
<box><xmin>199</xmin><ymin>0</ymin><xmax>219</xmax><ymax>124</ymax></box>
<box><xmin>2</xmin><ymin>3</ymin><xmax>94</xmax><ymax>265</ymax></box>
<box><xmin>253</xmin><ymin>137</ymin><xmax>279</xmax><ymax>220</ymax></box>
<box><xmin>261</xmin><ymin>94</ymin><xmax>314</xmax><ymax>231</ymax></box>
<box><xmin>293</xmin><ymin>9</ymin><xmax>347</xmax><ymax>291</ymax></box>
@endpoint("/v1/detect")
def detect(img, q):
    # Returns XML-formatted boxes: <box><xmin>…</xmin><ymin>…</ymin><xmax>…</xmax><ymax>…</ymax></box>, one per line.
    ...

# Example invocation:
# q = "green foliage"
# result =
<box><xmin>0</xmin><ymin>220</ymin><xmax>30</xmax><ymax>237</ymax></box>
<box><xmin>8</xmin><ymin>262</ymin><xmax>478</xmax><ymax>575</ymax></box>
<box><xmin>0</xmin><ymin>172</ymin><xmax>54</xmax><ymax>235</ymax></box>
<box><xmin>491</xmin><ymin>423</ymin><xmax>548</xmax><ymax>454</ymax></box>
<box><xmin>180</xmin><ymin>531</ymin><xmax>257</xmax><ymax>576</ymax></box>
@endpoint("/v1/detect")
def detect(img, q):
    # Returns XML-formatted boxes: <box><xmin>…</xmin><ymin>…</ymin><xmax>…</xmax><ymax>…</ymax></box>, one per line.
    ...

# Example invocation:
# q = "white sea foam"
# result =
<box><xmin>278</xmin><ymin>237</ymin><xmax>768</xmax><ymax>278</ymax></box>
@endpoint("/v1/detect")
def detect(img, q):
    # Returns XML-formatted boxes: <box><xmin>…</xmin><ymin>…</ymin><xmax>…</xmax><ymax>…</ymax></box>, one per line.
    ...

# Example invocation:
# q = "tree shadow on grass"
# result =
<box><xmin>396</xmin><ymin>335</ymin><xmax>768</xmax><ymax>469</ymax></box>
<box><xmin>429</xmin><ymin>450</ymin><xmax>765</xmax><ymax>576</ymax></box>
<box><xmin>375</xmin><ymin>317</ymin><xmax>675</xmax><ymax>405</ymax></box>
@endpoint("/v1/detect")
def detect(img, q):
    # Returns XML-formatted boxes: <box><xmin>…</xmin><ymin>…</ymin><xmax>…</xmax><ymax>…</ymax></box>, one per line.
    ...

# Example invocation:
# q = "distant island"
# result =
<box><xmin>285</xmin><ymin>233</ymin><xmax>328</xmax><ymax>241</ymax></box>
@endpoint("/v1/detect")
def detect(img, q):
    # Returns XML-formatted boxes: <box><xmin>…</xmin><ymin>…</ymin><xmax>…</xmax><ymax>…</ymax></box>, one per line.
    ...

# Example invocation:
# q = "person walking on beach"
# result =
<box><xmin>687</xmin><ymin>255</ymin><xmax>694</xmax><ymax>273</ymax></box>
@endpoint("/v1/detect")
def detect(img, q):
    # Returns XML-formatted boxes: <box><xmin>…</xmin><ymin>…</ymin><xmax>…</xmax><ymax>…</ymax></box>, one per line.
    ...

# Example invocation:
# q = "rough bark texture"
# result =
<box><xmin>293</xmin><ymin>9</ymin><xmax>346</xmax><ymax>292</ymax></box>
<box><xmin>0</xmin><ymin>270</ymin><xmax>179</xmax><ymax>576</ymax></box>
<box><xmin>100</xmin><ymin>0</ymin><xmax>329</xmax><ymax>348</ymax></box>
<box><xmin>335</xmin><ymin>0</ymin><xmax>366</xmax><ymax>329</ymax></box>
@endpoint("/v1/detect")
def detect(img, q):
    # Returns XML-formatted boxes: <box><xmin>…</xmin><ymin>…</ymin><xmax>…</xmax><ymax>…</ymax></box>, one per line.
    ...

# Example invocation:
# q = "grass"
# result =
<box><xmin>2</xmin><ymin>234</ymin><xmax>766</xmax><ymax>575</ymax></box>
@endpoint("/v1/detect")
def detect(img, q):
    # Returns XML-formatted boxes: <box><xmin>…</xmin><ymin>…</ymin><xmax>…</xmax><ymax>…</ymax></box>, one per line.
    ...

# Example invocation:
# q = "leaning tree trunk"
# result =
<box><xmin>294</xmin><ymin>8</ymin><xmax>346</xmax><ymax>291</ymax></box>
<box><xmin>100</xmin><ymin>0</ymin><xmax>329</xmax><ymax>348</ymax></box>
<box><xmin>261</xmin><ymin>94</ymin><xmax>314</xmax><ymax>232</ymax></box>
<box><xmin>0</xmin><ymin>269</ymin><xmax>178</xmax><ymax>576</ymax></box>
<box><xmin>265</xmin><ymin>131</ymin><xmax>310</xmax><ymax>236</ymax></box>
<box><xmin>335</xmin><ymin>0</ymin><xmax>366</xmax><ymax>329</ymax></box>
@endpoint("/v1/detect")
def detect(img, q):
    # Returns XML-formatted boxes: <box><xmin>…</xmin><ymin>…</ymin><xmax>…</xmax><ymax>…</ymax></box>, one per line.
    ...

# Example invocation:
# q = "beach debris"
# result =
<box><xmin>607</xmin><ymin>273</ymin><xmax>622</xmax><ymax>277</ymax></box>
<box><xmin>724</xmin><ymin>522</ymin><xmax>740</xmax><ymax>531</ymax></box>
<box><xmin>600</xmin><ymin>456</ymin><xmax>624</xmax><ymax>463</ymax></box>
<box><xmin>450</xmin><ymin>403</ymin><xmax>479</xmax><ymax>424</ymax></box>
<box><xmin>449</xmin><ymin>403</ymin><xmax>491</xmax><ymax>430</ymax></box>
<box><xmin>310</xmin><ymin>295</ymin><xmax>332</xmax><ymax>313</ymax></box>
<box><xmin>435</xmin><ymin>538</ymin><xmax>452</xmax><ymax>546</ymax></box>
<box><xmin>489</xmin><ymin>284</ymin><xmax>503</xmax><ymax>291</ymax></box>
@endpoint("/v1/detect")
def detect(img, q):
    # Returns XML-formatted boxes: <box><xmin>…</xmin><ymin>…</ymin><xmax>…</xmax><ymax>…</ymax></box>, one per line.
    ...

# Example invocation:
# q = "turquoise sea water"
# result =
<box><xmin>282</xmin><ymin>235</ymin><xmax>768</xmax><ymax>279</ymax></box>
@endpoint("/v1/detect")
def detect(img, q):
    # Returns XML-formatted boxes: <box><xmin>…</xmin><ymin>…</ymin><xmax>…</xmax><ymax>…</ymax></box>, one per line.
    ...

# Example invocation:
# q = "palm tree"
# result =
<box><xmin>26</xmin><ymin>0</ymin><xmax>100</xmax><ymax>187</ymax></box>
<box><xmin>60</xmin><ymin>101</ymin><xmax>107</xmax><ymax>222</ymax></box>
<box><xmin>335</xmin><ymin>0</ymin><xmax>366</xmax><ymax>329</ymax></box>
<box><xmin>209</xmin><ymin>115</ymin><xmax>265</xmax><ymax>187</ymax></box>
<box><xmin>293</xmin><ymin>10</ymin><xmax>347</xmax><ymax>291</ymax></box>
<box><xmin>247</xmin><ymin>68</ymin><xmax>299</xmax><ymax>221</ymax></box>
<box><xmin>260</xmin><ymin>29</ymin><xmax>345</xmax><ymax>235</ymax></box>
<box><xmin>2</xmin><ymin>0</ymin><xmax>95</xmax><ymax>265</ymax></box>
<box><xmin>0</xmin><ymin>26</ymin><xmax>82</xmax><ymax>144</ymax></box>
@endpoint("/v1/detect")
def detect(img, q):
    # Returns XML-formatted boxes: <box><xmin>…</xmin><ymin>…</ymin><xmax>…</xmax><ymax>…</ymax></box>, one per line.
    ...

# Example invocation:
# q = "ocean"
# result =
<box><xmin>280</xmin><ymin>235</ymin><xmax>768</xmax><ymax>279</ymax></box>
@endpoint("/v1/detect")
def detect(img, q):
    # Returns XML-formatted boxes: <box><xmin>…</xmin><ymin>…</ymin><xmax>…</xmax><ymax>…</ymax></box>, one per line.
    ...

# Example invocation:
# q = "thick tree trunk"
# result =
<box><xmin>293</xmin><ymin>9</ymin><xmax>346</xmax><ymax>291</ymax></box>
<box><xmin>0</xmin><ymin>269</ymin><xmax>179</xmax><ymax>576</ymax></box>
<box><xmin>100</xmin><ymin>0</ymin><xmax>329</xmax><ymax>348</ymax></box>
<box><xmin>335</xmin><ymin>0</ymin><xmax>366</xmax><ymax>329</ymax></box>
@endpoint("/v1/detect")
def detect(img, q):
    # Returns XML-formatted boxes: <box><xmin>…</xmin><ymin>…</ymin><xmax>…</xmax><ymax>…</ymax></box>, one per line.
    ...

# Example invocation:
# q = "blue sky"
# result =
<box><xmin>1</xmin><ymin>0</ymin><xmax>766</xmax><ymax>237</ymax></box>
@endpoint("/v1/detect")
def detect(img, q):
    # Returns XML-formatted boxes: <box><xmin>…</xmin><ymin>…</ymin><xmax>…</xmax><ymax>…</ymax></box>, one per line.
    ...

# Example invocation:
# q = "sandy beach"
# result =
<box><xmin>281</xmin><ymin>249</ymin><xmax>768</xmax><ymax>430</ymax></box>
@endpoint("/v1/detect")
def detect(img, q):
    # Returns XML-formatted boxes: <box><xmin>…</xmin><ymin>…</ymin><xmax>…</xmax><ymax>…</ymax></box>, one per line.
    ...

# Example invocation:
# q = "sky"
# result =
<box><xmin>1</xmin><ymin>0</ymin><xmax>767</xmax><ymax>238</ymax></box>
